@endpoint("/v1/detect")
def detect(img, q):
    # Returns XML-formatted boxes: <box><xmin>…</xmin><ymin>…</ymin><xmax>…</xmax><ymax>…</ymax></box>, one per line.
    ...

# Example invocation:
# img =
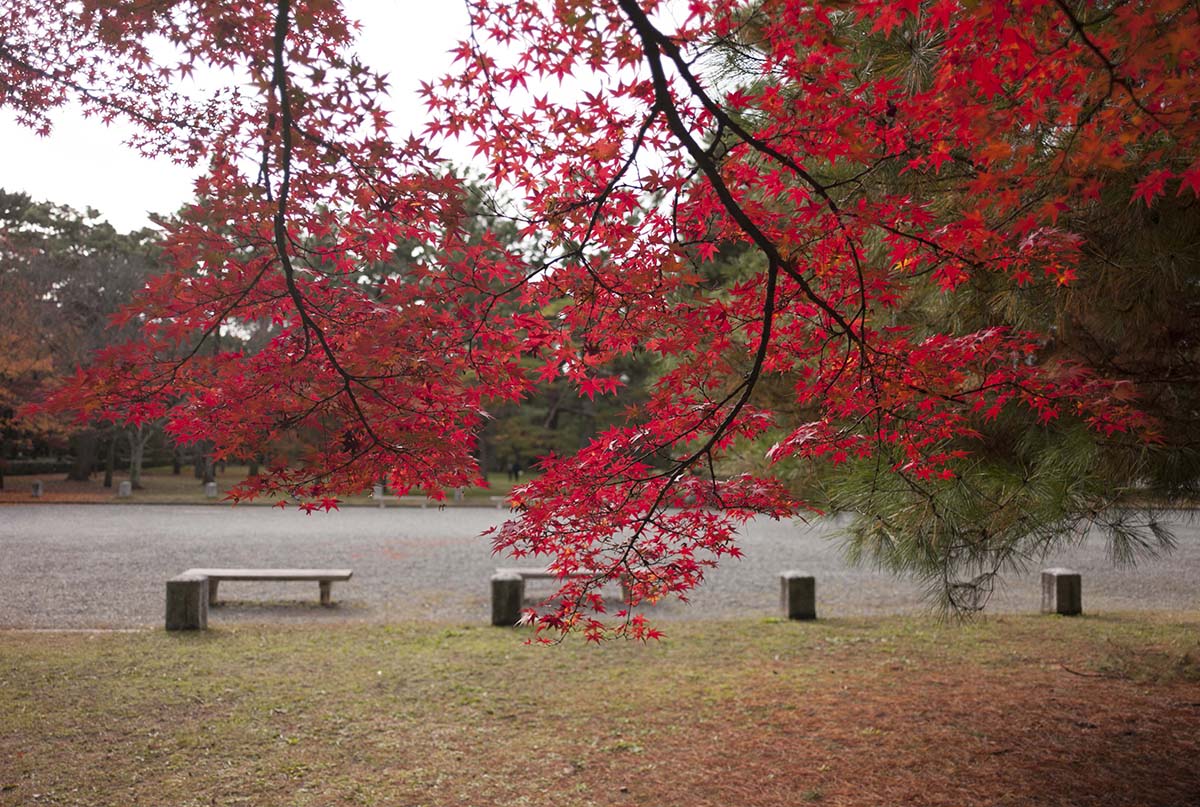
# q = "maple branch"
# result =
<box><xmin>100</xmin><ymin>252</ymin><xmax>278</xmax><ymax>403</ymax></box>
<box><xmin>154</xmin><ymin>258</ymin><xmax>275</xmax><ymax>377</ymax></box>
<box><xmin>289</xmin><ymin>120</ymin><xmax>403</xmax><ymax>212</ymax></box>
<box><xmin>559</xmin><ymin>105</ymin><xmax>661</xmax><ymax>297</ymax></box>
<box><xmin>1051</xmin><ymin>0</ymin><xmax>1169</xmax><ymax>128</ymax></box>
<box><xmin>266</xmin><ymin>0</ymin><xmax>404</xmax><ymax>460</ymax></box>
<box><xmin>604</xmin><ymin>267</ymin><xmax>782</xmax><ymax>584</ymax></box>
<box><xmin>0</xmin><ymin>41</ymin><xmax>200</xmax><ymax>133</ymax></box>
<box><xmin>614</xmin><ymin>0</ymin><xmax>865</xmax><ymax>352</ymax></box>
<box><xmin>617</xmin><ymin>2</ymin><xmax>873</xmax><ymax>328</ymax></box>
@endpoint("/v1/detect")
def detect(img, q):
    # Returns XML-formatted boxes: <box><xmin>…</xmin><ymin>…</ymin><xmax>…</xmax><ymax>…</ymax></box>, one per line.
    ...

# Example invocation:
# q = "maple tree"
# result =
<box><xmin>4</xmin><ymin>0</ymin><xmax>1199</xmax><ymax>637</ymax></box>
<box><xmin>703</xmin><ymin>12</ymin><xmax>1199</xmax><ymax>605</ymax></box>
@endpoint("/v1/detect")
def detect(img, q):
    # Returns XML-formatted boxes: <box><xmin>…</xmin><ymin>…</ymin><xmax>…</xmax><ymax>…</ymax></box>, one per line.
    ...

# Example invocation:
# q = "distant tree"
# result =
<box><xmin>0</xmin><ymin>190</ymin><xmax>161</xmax><ymax>479</ymax></box>
<box><xmin>0</xmin><ymin>272</ymin><xmax>55</xmax><ymax>488</ymax></box>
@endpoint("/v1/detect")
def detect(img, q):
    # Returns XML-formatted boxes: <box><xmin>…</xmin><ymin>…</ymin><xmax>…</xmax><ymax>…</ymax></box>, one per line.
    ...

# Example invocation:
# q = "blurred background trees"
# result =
<box><xmin>0</xmin><ymin>190</ymin><xmax>161</xmax><ymax>486</ymax></box>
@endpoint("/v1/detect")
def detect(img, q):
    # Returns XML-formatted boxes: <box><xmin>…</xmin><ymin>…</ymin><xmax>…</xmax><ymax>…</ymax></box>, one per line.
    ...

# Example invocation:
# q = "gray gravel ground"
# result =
<box><xmin>1</xmin><ymin>504</ymin><xmax>1197</xmax><ymax>629</ymax></box>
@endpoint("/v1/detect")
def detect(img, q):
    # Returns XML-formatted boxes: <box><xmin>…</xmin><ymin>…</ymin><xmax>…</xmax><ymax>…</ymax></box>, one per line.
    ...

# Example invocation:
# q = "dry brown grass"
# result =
<box><xmin>1</xmin><ymin>614</ymin><xmax>1197</xmax><ymax>806</ymax></box>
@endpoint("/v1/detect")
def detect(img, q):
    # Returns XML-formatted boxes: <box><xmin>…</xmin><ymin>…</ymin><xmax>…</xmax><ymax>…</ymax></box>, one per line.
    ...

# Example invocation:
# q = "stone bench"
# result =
<box><xmin>188</xmin><ymin>568</ymin><xmax>353</xmax><ymax>607</ymax></box>
<box><xmin>166</xmin><ymin>568</ymin><xmax>353</xmax><ymax>629</ymax></box>
<box><xmin>491</xmin><ymin>567</ymin><xmax>630</xmax><ymax>626</ymax></box>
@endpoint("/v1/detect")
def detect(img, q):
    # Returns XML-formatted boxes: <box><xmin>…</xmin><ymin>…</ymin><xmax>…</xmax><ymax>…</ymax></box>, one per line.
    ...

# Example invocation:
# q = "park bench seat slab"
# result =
<box><xmin>184</xmin><ymin>568</ymin><xmax>352</xmax><ymax>607</ymax></box>
<box><xmin>184</xmin><ymin>568</ymin><xmax>353</xmax><ymax>581</ymax></box>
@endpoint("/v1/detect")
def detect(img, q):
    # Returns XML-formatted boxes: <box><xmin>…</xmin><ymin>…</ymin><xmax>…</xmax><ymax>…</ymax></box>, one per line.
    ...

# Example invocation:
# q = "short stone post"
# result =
<box><xmin>31</xmin><ymin>480</ymin><xmax>43</xmax><ymax>498</ymax></box>
<box><xmin>117</xmin><ymin>480</ymin><xmax>132</xmax><ymax>498</ymax></box>
<box><xmin>780</xmin><ymin>571</ymin><xmax>816</xmax><ymax>620</ymax></box>
<box><xmin>373</xmin><ymin>484</ymin><xmax>385</xmax><ymax>507</ymax></box>
<box><xmin>1041</xmin><ymin>568</ymin><xmax>1082</xmax><ymax>616</ymax></box>
<box><xmin>204</xmin><ymin>481</ymin><xmax>218</xmax><ymax>499</ymax></box>
<box><xmin>491</xmin><ymin>572</ymin><xmax>525</xmax><ymax>627</ymax></box>
<box><xmin>166</xmin><ymin>573</ymin><xmax>209</xmax><ymax>630</ymax></box>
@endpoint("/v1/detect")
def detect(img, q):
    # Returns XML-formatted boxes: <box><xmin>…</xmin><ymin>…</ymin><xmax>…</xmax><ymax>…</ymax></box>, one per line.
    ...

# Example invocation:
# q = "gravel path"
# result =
<box><xmin>1</xmin><ymin>504</ymin><xmax>1197</xmax><ymax>629</ymax></box>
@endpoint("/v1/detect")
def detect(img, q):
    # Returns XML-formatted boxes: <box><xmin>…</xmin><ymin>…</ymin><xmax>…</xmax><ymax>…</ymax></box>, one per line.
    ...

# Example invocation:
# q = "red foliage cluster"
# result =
<box><xmin>6</xmin><ymin>0</ymin><xmax>1198</xmax><ymax>636</ymax></box>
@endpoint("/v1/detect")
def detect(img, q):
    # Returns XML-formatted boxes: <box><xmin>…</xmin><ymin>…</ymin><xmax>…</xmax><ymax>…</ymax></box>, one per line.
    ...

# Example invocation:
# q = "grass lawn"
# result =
<box><xmin>1</xmin><ymin>614</ymin><xmax>1198</xmax><ymax>806</ymax></box>
<box><xmin>0</xmin><ymin>468</ymin><xmax>528</xmax><ymax>507</ymax></box>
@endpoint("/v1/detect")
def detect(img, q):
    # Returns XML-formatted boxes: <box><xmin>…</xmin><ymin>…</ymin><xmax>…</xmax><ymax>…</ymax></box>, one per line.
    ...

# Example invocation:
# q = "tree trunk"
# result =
<box><xmin>248</xmin><ymin>455</ymin><xmax>260</xmax><ymax>477</ymax></box>
<box><xmin>127</xmin><ymin>424</ymin><xmax>149</xmax><ymax>490</ymax></box>
<box><xmin>103</xmin><ymin>431</ymin><xmax>116</xmax><ymax>488</ymax></box>
<box><xmin>543</xmin><ymin>384</ymin><xmax>562</xmax><ymax>430</ymax></box>
<box><xmin>477</xmin><ymin>427</ymin><xmax>490</xmax><ymax>478</ymax></box>
<box><xmin>66</xmin><ymin>431</ymin><xmax>99</xmax><ymax>481</ymax></box>
<box><xmin>172</xmin><ymin>446</ymin><xmax>182</xmax><ymax>475</ymax></box>
<box><xmin>579</xmin><ymin>396</ymin><xmax>596</xmax><ymax>450</ymax></box>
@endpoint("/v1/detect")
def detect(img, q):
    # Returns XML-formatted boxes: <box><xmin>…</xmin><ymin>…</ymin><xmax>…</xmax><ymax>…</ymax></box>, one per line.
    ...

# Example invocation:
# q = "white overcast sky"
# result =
<box><xmin>0</xmin><ymin>3</ymin><xmax>470</xmax><ymax>232</ymax></box>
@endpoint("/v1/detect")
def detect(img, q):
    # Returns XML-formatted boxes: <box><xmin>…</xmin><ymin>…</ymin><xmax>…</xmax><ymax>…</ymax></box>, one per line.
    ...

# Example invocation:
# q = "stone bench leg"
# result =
<box><xmin>208</xmin><ymin>579</ymin><xmax>220</xmax><ymax>607</ymax></box>
<box><xmin>1041</xmin><ymin>568</ymin><xmax>1082</xmax><ymax>615</ymax></box>
<box><xmin>491</xmin><ymin>572</ymin><xmax>525</xmax><ymax>626</ymax></box>
<box><xmin>166</xmin><ymin>574</ymin><xmax>209</xmax><ymax>630</ymax></box>
<box><xmin>320</xmin><ymin>580</ymin><xmax>333</xmax><ymax>606</ymax></box>
<box><xmin>780</xmin><ymin>571</ymin><xmax>816</xmax><ymax>620</ymax></box>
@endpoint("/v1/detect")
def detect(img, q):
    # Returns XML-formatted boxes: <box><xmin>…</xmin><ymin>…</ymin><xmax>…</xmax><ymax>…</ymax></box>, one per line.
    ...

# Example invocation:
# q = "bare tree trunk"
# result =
<box><xmin>172</xmin><ymin>446</ymin><xmax>182</xmax><ymax>475</ymax></box>
<box><xmin>66</xmin><ymin>430</ymin><xmax>98</xmax><ymax>481</ymax></box>
<box><xmin>190</xmin><ymin>441</ymin><xmax>216</xmax><ymax>484</ymax></box>
<box><xmin>477</xmin><ymin>428</ymin><xmax>490</xmax><ymax>479</ymax></box>
<box><xmin>103</xmin><ymin>430</ymin><xmax>116</xmax><ymax>488</ymax></box>
<box><xmin>127</xmin><ymin>424</ymin><xmax>150</xmax><ymax>490</ymax></box>
<box><xmin>579</xmin><ymin>396</ymin><xmax>596</xmax><ymax>450</ymax></box>
<box><xmin>543</xmin><ymin>383</ymin><xmax>563</xmax><ymax>430</ymax></box>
